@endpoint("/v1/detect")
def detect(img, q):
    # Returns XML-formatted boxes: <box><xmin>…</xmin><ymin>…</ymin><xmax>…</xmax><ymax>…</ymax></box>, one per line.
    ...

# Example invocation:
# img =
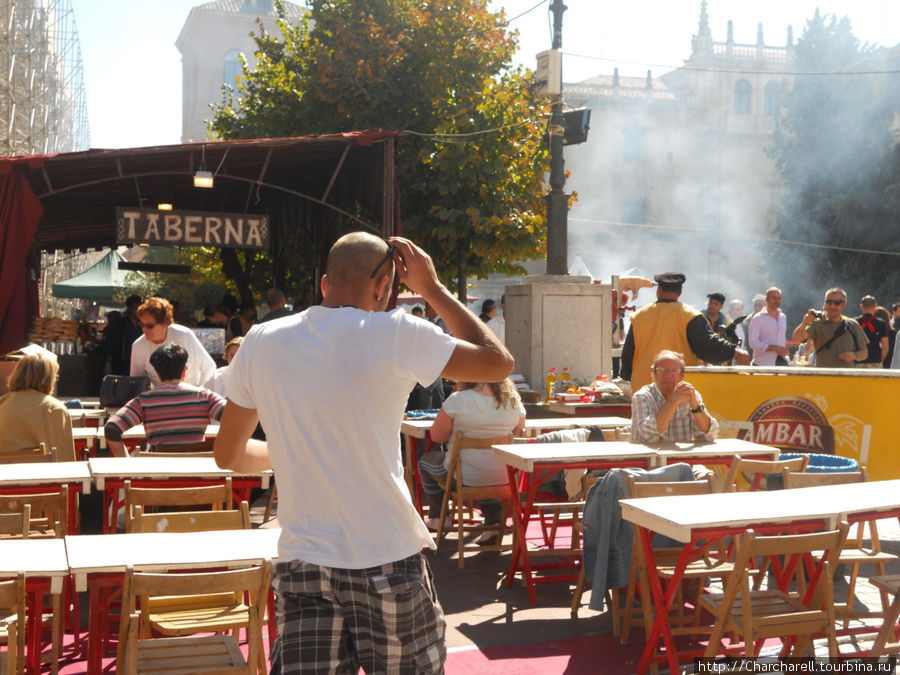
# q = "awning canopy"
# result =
<box><xmin>0</xmin><ymin>130</ymin><xmax>399</xmax><ymax>252</ymax></box>
<box><xmin>51</xmin><ymin>249</ymin><xmax>134</xmax><ymax>299</ymax></box>
<box><xmin>0</xmin><ymin>131</ymin><xmax>400</xmax><ymax>353</ymax></box>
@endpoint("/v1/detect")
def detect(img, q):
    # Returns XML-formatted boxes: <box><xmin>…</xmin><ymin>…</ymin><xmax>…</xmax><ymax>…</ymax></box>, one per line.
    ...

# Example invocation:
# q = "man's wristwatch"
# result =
<box><xmin>690</xmin><ymin>403</ymin><xmax>705</xmax><ymax>414</ymax></box>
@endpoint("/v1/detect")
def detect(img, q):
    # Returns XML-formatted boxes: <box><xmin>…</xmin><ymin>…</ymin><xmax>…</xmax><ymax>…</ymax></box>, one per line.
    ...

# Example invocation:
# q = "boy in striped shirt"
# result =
<box><xmin>105</xmin><ymin>343</ymin><xmax>225</xmax><ymax>456</ymax></box>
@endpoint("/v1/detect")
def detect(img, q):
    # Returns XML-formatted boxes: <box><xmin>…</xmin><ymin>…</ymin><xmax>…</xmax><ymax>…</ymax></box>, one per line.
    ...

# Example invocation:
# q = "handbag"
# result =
<box><xmin>99</xmin><ymin>374</ymin><xmax>150</xmax><ymax>408</ymax></box>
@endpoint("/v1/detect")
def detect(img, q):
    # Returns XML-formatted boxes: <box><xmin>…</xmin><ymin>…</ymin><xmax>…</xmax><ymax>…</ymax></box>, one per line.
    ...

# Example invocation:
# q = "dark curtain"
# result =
<box><xmin>0</xmin><ymin>171</ymin><xmax>43</xmax><ymax>354</ymax></box>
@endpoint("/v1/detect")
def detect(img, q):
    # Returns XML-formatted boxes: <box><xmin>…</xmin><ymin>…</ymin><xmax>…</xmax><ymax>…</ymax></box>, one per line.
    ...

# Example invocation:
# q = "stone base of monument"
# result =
<box><xmin>505</xmin><ymin>276</ymin><xmax>613</xmax><ymax>396</ymax></box>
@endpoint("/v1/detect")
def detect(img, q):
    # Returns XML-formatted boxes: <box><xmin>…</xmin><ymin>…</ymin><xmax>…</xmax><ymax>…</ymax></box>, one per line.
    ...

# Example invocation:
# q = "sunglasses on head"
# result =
<box><xmin>369</xmin><ymin>244</ymin><xmax>396</xmax><ymax>279</ymax></box>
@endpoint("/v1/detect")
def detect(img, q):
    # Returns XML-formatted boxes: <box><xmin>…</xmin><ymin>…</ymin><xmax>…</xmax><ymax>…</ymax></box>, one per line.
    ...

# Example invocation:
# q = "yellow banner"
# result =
<box><xmin>686</xmin><ymin>369</ymin><xmax>900</xmax><ymax>480</ymax></box>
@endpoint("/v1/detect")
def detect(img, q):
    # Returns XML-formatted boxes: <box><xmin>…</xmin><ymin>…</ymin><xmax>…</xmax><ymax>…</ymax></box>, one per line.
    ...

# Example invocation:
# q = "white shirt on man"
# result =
<box><xmin>130</xmin><ymin>323</ymin><xmax>217</xmax><ymax>388</ymax></box>
<box><xmin>748</xmin><ymin>309</ymin><xmax>787</xmax><ymax>366</ymax></box>
<box><xmin>227</xmin><ymin>306</ymin><xmax>456</xmax><ymax>569</ymax></box>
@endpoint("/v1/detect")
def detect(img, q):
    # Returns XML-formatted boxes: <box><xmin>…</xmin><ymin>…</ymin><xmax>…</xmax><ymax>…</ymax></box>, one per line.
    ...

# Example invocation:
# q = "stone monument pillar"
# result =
<box><xmin>505</xmin><ymin>276</ymin><xmax>613</xmax><ymax>395</ymax></box>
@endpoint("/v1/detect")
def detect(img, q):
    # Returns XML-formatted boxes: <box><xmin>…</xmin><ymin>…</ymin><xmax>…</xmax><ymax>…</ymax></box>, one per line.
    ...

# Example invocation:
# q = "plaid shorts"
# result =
<box><xmin>270</xmin><ymin>552</ymin><xmax>446</xmax><ymax>674</ymax></box>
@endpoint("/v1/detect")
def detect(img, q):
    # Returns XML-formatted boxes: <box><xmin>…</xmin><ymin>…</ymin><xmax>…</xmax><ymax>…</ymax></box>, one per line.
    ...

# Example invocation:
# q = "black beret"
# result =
<box><xmin>653</xmin><ymin>272</ymin><xmax>685</xmax><ymax>285</ymax></box>
<box><xmin>707</xmin><ymin>292</ymin><xmax>726</xmax><ymax>303</ymax></box>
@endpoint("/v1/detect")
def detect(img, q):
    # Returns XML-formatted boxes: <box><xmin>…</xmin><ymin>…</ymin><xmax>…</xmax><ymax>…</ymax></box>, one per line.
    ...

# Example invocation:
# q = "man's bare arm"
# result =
<box><xmin>389</xmin><ymin>237</ymin><xmax>513</xmax><ymax>383</ymax></box>
<box><xmin>213</xmin><ymin>400</ymin><xmax>272</xmax><ymax>473</ymax></box>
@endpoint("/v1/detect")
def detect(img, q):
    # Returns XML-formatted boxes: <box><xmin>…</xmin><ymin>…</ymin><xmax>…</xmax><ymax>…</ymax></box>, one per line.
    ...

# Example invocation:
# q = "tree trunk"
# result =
<box><xmin>221</xmin><ymin>248</ymin><xmax>251</xmax><ymax>301</ymax></box>
<box><xmin>456</xmin><ymin>242</ymin><xmax>467</xmax><ymax>304</ymax></box>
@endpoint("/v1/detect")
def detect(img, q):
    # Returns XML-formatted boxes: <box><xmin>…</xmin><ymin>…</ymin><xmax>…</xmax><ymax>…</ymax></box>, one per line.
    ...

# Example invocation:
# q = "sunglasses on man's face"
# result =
<box><xmin>140</xmin><ymin>321</ymin><xmax>157</xmax><ymax>330</ymax></box>
<box><xmin>825</xmin><ymin>299</ymin><xmax>845</xmax><ymax>306</ymax></box>
<box><xmin>369</xmin><ymin>245</ymin><xmax>396</xmax><ymax>279</ymax></box>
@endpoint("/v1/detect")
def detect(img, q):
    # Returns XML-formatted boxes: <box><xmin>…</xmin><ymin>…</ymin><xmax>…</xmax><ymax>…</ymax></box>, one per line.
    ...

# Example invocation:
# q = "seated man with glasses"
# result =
<box><xmin>630</xmin><ymin>349</ymin><xmax>718</xmax><ymax>443</ymax></box>
<box><xmin>791</xmin><ymin>287</ymin><xmax>868</xmax><ymax>368</ymax></box>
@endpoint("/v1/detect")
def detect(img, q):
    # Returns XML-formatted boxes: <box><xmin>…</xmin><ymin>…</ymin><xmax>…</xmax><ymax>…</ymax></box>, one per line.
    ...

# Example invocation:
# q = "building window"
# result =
<box><xmin>734</xmin><ymin>79</ymin><xmax>751</xmax><ymax>115</ymax></box>
<box><xmin>622</xmin><ymin>127</ymin><xmax>644</xmax><ymax>163</ymax></box>
<box><xmin>224</xmin><ymin>49</ymin><xmax>242</xmax><ymax>86</ymax></box>
<box><xmin>764</xmin><ymin>81</ymin><xmax>781</xmax><ymax>116</ymax></box>
<box><xmin>622</xmin><ymin>200</ymin><xmax>647</xmax><ymax>224</ymax></box>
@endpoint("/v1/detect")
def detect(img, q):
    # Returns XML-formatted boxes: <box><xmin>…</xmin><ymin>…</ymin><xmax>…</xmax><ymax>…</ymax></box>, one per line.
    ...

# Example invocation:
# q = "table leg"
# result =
<box><xmin>87</xmin><ymin>581</ymin><xmax>103</xmax><ymax>675</ymax></box>
<box><xmin>403</xmin><ymin>434</ymin><xmax>424</xmax><ymax>517</ymax></box>
<box><xmin>636</xmin><ymin>527</ymin><xmax>696</xmax><ymax>675</ymax></box>
<box><xmin>26</xmin><ymin>587</ymin><xmax>41</xmax><ymax>675</ymax></box>
<box><xmin>505</xmin><ymin>465</ymin><xmax>540</xmax><ymax>605</ymax></box>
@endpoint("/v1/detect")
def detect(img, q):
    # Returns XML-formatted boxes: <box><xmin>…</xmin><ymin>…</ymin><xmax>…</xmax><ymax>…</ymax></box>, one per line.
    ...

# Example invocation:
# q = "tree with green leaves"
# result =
<box><xmin>771</xmin><ymin>11</ymin><xmax>900</xmax><ymax>307</ymax></box>
<box><xmin>211</xmin><ymin>0</ymin><xmax>548</xmax><ymax>299</ymax></box>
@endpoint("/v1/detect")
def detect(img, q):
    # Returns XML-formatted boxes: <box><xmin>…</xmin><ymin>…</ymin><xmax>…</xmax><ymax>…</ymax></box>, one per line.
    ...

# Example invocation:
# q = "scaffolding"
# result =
<box><xmin>0</xmin><ymin>0</ymin><xmax>89</xmax><ymax>156</ymax></box>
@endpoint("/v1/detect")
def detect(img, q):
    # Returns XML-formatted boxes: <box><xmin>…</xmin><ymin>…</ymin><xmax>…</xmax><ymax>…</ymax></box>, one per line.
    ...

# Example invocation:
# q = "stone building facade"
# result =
<box><xmin>177</xmin><ymin>0</ymin><xmax>304</xmax><ymax>143</ymax></box>
<box><xmin>563</xmin><ymin>2</ymin><xmax>794</xmax><ymax>302</ymax></box>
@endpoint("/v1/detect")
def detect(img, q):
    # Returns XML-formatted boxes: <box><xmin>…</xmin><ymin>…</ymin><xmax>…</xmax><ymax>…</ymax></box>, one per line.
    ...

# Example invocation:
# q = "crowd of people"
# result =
<box><xmin>621</xmin><ymin>273</ymin><xmax>900</xmax><ymax>383</ymax></box>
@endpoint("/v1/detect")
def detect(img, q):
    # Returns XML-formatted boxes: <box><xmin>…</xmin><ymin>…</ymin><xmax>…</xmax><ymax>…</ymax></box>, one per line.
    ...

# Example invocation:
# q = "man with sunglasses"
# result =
<box><xmin>214</xmin><ymin>231</ymin><xmax>513</xmax><ymax>674</ymax></box>
<box><xmin>791</xmin><ymin>287</ymin><xmax>867</xmax><ymax>367</ymax></box>
<box><xmin>631</xmin><ymin>349</ymin><xmax>718</xmax><ymax>443</ymax></box>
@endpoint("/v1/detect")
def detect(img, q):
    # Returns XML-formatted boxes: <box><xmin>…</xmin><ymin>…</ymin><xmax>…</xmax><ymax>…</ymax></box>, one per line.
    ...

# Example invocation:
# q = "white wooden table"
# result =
<box><xmin>71</xmin><ymin>427</ymin><xmax>105</xmax><ymax>459</ymax></box>
<box><xmin>647</xmin><ymin>437</ymin><xmax>780</xmax><ymax>467</ymax></box>
<box><xmin>400</xmin><ymin>416</ymin><xmax>631</xmax><ymax>440</ymax></box>
<box><xmin>88</xmin><ymin>456</ymin><xmax>271</xmax><ymax>533</ymax></box>
<box><xmin>0</xmin><ymin>461</ymin><xmax>92</xmax><ymax>494</ymax></box>
<box><xmin>66</xmin><ymin>407</ymin><xmax>107</xmax><ymax>428</ymax></box>
<box><xmin>620</xmin><ymin>479</ymin><xmax>900</xmax><ymax>674</ymax></box>
<box><xmin>0</xmin><ymin>539</ymin><xmax>68</xmax><ymax>674</ymax></box>
<box><xmin>547</xmin><ymin>400</ymin><xmax>632</xmax><ymax>416</ymax></box>
<box><xmin>492</xmin><ymin>442</ymin><xmax>658</xmax><ymax>605</ymax></box>
<box><xmin>401</xmin><ymin>416</ymin><xmax>632</xmax><ymax>514</ymax></box>
<box><xmin>66</xmin><ymin>528</ymin><xmax>280</xmax><ymax>675</ymax></box>
<box><xmin>0</xmin><ymin>461</ymin><xmax>92</xmax><ymax>534</ymax></box>
<box><xmin>120</xmin><ymin>423</ymin><xmax>220</xmax><ymax>450</ymax></box>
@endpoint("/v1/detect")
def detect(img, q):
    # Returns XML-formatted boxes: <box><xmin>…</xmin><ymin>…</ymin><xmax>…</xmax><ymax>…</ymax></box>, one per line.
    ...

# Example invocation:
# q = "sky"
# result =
<box><xmin>69</xmin><ymin>0</ymin><xmax>900</xmax><ymax>149</ymax></box>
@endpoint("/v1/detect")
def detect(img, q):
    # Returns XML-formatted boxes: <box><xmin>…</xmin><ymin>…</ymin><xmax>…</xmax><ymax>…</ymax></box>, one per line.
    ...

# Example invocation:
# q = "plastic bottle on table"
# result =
<box><xmin>560</xmin><ymin>367</ymin><xmax>571</xmax><ymax>388</ymax></box>
<box><xmin>545</xmin><ymin>368</ymin><xmax>557</xmax><ymax>402</ymax></box>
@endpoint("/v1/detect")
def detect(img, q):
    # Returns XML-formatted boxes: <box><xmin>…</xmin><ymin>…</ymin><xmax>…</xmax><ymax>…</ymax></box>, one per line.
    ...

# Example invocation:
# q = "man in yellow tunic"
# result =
<box><xmin>620</xmin><ymin>272</ymin><xmax>750</xmax><ymax>392</ymax></box>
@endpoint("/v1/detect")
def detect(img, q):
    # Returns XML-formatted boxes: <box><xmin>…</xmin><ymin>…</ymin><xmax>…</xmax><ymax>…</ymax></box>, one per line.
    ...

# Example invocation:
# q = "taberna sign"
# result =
<box><xmin>116</xmin><ymin>208</ymin><xmax>270</xmax><ymax>250</ymax></box>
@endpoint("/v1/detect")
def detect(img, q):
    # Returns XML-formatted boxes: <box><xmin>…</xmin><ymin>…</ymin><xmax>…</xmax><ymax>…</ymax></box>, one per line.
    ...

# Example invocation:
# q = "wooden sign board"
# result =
<box><xmin>116</xmin><ymin>208</ymin><xmax>269</xmax><ymax>249</ymax></box>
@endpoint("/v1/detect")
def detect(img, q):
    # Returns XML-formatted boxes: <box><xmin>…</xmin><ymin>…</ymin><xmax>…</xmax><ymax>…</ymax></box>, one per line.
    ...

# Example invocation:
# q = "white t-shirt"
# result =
<box><xmin>130</xmin><ymin>323</ymin><xmax>217</xmax><ymax>388</ymax></box>
<box><xmin>442</xmin><ymin>388</ymin><xmax>525</xmax><ymax>486</ymax></box>
<box><xmin>204</xmin><ymin>366</ymin><xmax>230</xmax><ymax>397</ymax></box>
<box><xmin>486</xmin><ymin>314</ymin><xmax>505</xmax><ymax>344</ymax></box>
<box><xmin>227</xmin><ymin>305</ymin><xmax>456</xmax><ymax>569</ymax></box>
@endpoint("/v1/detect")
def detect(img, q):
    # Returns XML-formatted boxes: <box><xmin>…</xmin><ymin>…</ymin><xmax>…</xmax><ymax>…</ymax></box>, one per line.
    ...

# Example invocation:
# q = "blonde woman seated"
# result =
<box><xmin>0</xmin><ymin>352</ymin><xmax>75</xmax><ymax>461</ymax></box>
<box><xmin>419</xmin><ymin>379</ymin><xmax>525</xmax><ymax>543</ymax></box>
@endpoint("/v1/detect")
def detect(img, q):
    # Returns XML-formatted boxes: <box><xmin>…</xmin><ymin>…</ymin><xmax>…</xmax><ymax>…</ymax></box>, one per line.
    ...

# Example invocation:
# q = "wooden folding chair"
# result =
<box><xmin>723</xmin><ymin>454</ymin><xmax>809</xmax><ymax>492</ymax></box>
<box><xmin>618</xmin><ymin>476</ymin><xmax>734</xmax><ymax>645</ymax></box>
<box><xmin>0</xmin><ymin>444</ymin><xmax>57</xmax><ymax>465</ymax></box>
<box><xmin>123</xmin><ymin>477</ymin><xmax>233</xmax><ymax>533</ymax></box>
<box><xmin>143</xmin><ymin>439</ymin><xmax>216</xmax><ymax>454</ymax></box>
<box><xmin>701</xmin><ymin>522</ymin><xmax>849</xmax><ymax>659</ymax></box>
<box><xmin>0</xmin><ymin>490</ymin><xmax>68</xmax><ymax>668</ymax></box>
<box><xmin>782</xmin><ymin>467</ymin><xmax>897</xmax><ymax>626</ymax></box>
<box><xmin>0</xmin><ymin>489</ymin><xmax>67</xmax><ymax>539</ymax></box>
<box><xmin>434</xmin><ymin>434</ymin><xmax>514</xmax><ymax>568</ymax></box>
<box><xmin>116</xmin><ymin>562</ymin><xmax>271</xmax><ymax>675</ymax></box>
<box><xmin>135</xmin><ymin>450</ymin><xmax>214</xmax><ymax>458</ymax></box>
<box><xmin>131</xmin><ymin>502</ymin><xmax>251</xmax><ymax>534</ymax></box>
<box><xmin>0</xmin><ymin>573</ymin><xmax>26</xmax><ymax>675</ymax></box>
<box><xmin>0</xmin><ymin>507</ymin><xmax>30</xmax><ymax>540</ymax></box>
<box><xmin>863</xmin><ymin>575</ymin><xmax>900</xmax><ymax>660</ymax></box>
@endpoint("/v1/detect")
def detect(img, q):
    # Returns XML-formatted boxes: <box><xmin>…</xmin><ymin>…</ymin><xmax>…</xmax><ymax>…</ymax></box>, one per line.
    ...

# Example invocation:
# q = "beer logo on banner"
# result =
<box><xmin>739</xmin><ymin>396</ymin><xmax>835</xmax><ymax>454</ymax></box>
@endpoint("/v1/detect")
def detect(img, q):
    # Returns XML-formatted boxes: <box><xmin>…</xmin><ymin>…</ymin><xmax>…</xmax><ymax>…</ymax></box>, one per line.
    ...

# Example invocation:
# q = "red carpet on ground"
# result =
<box><xmin>446</xmin><ymin>634</ymin><xmax>645</xmax><ymax>674</ymax></box>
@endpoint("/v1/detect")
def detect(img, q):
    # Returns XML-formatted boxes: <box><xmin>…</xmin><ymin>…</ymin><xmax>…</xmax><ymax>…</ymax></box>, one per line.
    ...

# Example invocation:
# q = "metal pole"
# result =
<box><xmin>545</xmin><ymin>0</ymin><xmax>568</xmax><ymax>275</ymax></box>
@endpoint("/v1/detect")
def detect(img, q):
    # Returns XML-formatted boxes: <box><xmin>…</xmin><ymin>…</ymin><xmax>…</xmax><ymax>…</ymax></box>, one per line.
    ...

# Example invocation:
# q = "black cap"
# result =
<box><xmin>707</xmin><ymin>291</ymin><xmax>726</xmax><ymax>303</ymax></box>
<box><xmin>654</xmin><ymin>272</ymin><xmax>685</xmax><ymax>286</ymax></box>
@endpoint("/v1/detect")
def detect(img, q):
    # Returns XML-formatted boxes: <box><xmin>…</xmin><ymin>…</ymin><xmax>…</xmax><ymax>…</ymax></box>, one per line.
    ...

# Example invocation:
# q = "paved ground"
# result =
<box><xmin>253</xmin><ymin>491</ymin><xmax>900</xmax><ymax>670</ymax></box>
